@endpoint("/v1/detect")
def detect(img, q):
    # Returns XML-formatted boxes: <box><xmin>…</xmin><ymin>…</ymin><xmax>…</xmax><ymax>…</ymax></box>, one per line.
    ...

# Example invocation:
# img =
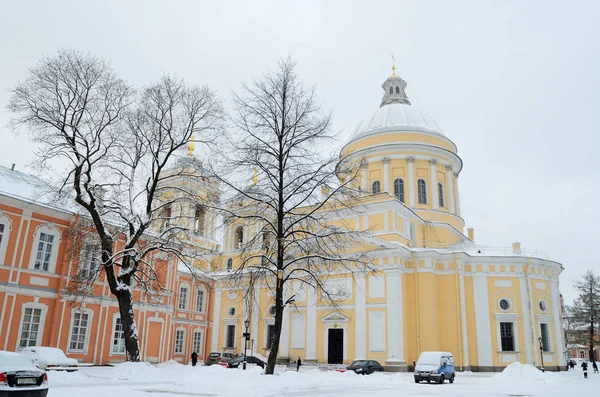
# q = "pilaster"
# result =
<box><xmin>429</xmin><ymin>159</ymin><xmax>439</xmax><ymax>209</ymax></box>
<box><xmin>305</xmin><ymin>286</ymin><xmax>318</xmax><ymax>362</ymax></box>
<box><xmin>382</xmin><ymin>157</ymin><xmax>390</xmax><ymax>194</ymax></box>
<box><xmin>407</xmin><ymin>156</ymin><xmax>415</xmax><ymax>207</ymax></box>
<box><xmin>385</xmin><ymin>268</ymin><xmax>406</xmax><ymax>371</ymax></box>
<box><xmin>446</xmin><ymin>164</ymin><xmax>455</xmax><ymax>213</ymax></box>
<box><xmin>354</xmin><ymin>273</ymin><xmax>367</xmax><ymax>360</ymax></box>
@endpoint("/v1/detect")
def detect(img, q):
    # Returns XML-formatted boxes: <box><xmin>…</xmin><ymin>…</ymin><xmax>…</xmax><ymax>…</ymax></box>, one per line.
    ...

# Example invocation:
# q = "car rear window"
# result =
<box><xmin>209</xmin><ymin>353</ymin><xmax>221</xmax><ymax>358</ymax></box>
<box><xmin>0</xmin><ymin>353</ymin><xmax>34</xmax><ymax>367</ymax></box>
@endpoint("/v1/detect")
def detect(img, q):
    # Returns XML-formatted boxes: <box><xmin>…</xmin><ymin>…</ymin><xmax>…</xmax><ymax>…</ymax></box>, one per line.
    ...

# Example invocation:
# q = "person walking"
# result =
<box><xmin>581</xmin><ymin>361</ymin><xmax>588</xmax><ymax>378</ymax></box>
<box><xmin>593</xmin><ymin>361</ymin><xmax>598</xmax><ymax>374</ymax></box>
<box><xmin>191</xmin><ymin>351</ymin><xmax>198</xmax><ymax>367</ymax></box>
<box><xmin>296</xmin><ymin>357</ymin><xmax>302</xmax><ymax>372</ymax></box>
<box><xmin>569</xmin><ymin>360</ymin><xmax>575</xmax><ymax>371</ymax></box>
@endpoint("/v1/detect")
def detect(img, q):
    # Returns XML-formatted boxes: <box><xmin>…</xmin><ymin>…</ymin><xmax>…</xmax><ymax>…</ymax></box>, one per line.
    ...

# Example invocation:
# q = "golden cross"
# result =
<box><xmin>391</xmin><ymin>54</ymin><xmax>396</xmax><ymax>75</ymax></box>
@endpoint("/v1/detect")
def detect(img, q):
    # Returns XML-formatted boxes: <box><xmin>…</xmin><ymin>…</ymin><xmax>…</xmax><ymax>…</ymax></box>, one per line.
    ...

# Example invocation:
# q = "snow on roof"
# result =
<box><xmin>0</xmin><ymin>165</ymin><xmax>54</xmax><ymax>205</ymax></box>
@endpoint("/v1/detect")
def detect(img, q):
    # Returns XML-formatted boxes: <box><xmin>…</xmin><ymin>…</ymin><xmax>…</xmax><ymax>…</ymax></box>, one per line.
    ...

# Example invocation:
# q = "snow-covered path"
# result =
<box><xmin>46</xmin><ymin>362</ymin><xmax>599</xmax><ymax>397</ymax></box>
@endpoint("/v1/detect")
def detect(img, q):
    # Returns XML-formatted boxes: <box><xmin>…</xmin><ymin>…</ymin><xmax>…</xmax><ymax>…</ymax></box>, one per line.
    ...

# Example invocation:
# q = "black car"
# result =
<box><xmin>225</xmin><ymin>355</ymin><xmax>266</xmax><ymax>369</ymax></box>
<box><xmin>346</xmin><ymin>360</ymin><xmax>385</xmax><ymax>375</ymax></box>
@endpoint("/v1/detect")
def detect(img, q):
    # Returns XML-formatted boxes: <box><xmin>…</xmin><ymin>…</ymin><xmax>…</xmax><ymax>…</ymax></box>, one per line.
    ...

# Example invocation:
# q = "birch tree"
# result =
<box><xmin>8</xmin><ymin>49</ymin><xmax>224</xmax><ymax>361</ymax></box>
<box><xmin>212</xmin><ymin>57</ymin><xmax>374</xmax><ymax>374</ymax></box>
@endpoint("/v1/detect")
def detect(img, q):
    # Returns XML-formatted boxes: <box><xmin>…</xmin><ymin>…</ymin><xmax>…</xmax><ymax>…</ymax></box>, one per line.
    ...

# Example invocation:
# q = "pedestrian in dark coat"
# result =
<box><xmin>582</xmin><ymin>361</ymin><xmax>588</xmax><ymax>378</ymax></box>
<box><xmin>569</xmin><ymin>360</ymin><xmax>575</xmax><ymax>370</ymax></box>
<box><xmin>191</xmin><ymin>351</ymin><xmax>198</xmax><ymax>367</ymax></box>
<box><xmin>296</xmin><ymin>357</ymin><xmax>302</xmax><ymax>372</ymax></box>
<box><xmin>593</xmin><ymin>361</ymin><xmax>598</xmax><ymax>373</ymax></box>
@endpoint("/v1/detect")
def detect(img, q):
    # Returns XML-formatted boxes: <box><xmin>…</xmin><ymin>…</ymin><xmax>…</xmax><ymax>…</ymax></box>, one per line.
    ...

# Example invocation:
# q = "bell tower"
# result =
<box><xmin>380</xmin><ymin>56</ymin><xmax>411</xmax><ymax>107</ymax></box>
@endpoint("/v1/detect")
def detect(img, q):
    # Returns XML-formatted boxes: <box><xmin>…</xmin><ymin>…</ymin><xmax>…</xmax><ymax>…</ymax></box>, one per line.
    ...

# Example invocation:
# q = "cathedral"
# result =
<box><xmin>0</xmin><ymin>66</ymin><xmax>566</xmax><ymax>372</ymax></box>
<box><xmin>209</xmin><ymin>66</ymin><xmax>566</xmax><ymax>372</ymax></box>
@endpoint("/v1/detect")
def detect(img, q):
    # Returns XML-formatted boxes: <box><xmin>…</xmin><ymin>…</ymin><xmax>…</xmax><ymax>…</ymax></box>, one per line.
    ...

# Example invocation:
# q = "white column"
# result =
<box><xmin>211</xmin><ymin>288</ymin><xmax>222</xmax><ymax>352</ymax></box>
<box><xmin>279</xmin><ymin>287</ymin><xmax>291</xmax><ymax>360</ymax></box>
<box><xmin>550</xmin><ymin>280</ymin><xmax>566</xmax><ymax>367</ymax></box>
<box><xmin>430</xmin><ymin>159</ymin><xmax>439</xmax><ymax>209</ymax></box>
<box><xmin>407</xmin><ymin>156</ymin><xmax>415</xmax><ymax>207</ymax></box>
<box><xmin>251</xmin><ymin>286</ymin><xmax>260</xmax><ymax>353</ymax></box>
<box><xmin>445</xmin><ymin>164</ymin><xmax>456</xmax><ymax>214</ymax></box>
<box><xmin>382</xmin><ymin>157</ymin><xmax>390</xmax><ymax>194</ymax></box>
<box><xmin>361</xmin><ymin>163</ymin><xmax>368</xmax><ymax>194</ymax></box>
<box><xmin>305</xmin><ymin>286</ymin><xmax>318</xmax><ymax>361</ymax></box>
<box><xmin>519</xmin><ymin>275</ymin><xmax>533</xmax><ymax>364</ymax></box>
<box><xmin>473</xmin><ymin>275</ymin><xmax>493</xmax><ymax>368</ymax></box>
<box><xmin>454</xmin><ymin>172</ymin><xmax>462</xmax><ymax>216</ymax></box>
<box><xmin>458</xmin><ymin>265</ymin><xmax>470</xmax><ymax>368</ymax></box>
<box><xmin>354</xmin><ymin>273</ymin><xmax>367</xmax><ymax>360</ymax></box>
<box><xmin>385</xmin><ymin>268</ymin><xmax>405</xmax><ymax>368</ymax></box>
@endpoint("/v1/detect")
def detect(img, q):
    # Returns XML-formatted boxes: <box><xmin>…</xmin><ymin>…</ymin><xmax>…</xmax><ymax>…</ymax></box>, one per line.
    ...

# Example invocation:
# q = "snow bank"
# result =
<box><xmin>491</xmin><ymin>362</ymin><xmax>564</xmax><ymax>384</ymax></box>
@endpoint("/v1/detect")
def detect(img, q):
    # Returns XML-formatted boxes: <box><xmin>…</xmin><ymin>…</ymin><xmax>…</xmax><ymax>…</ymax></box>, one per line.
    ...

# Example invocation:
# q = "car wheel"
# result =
<box><xmin>449</xmin><ymin>374</ymin><xmax>455</xmax><ymax>384</ymax></box>
<box><xmin>414</xmin><ymin>378</ymin><xmax>420</xmax><ymax>383</ymax></box>
<box><xmin>427</xmin><ymin>379</ymin><xmax>430</xmax><ymax>383</ymax></box>
<box><xmin>438</xmin><ymin>374</ymin><xmax>445</xmax><ymax>384</ymax></box>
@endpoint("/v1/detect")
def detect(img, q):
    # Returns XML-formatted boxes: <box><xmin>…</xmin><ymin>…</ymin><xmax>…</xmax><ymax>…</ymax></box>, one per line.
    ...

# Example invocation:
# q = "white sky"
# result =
<box><xmin>1</xmin><ymin>0</ymin><xmax>599</xmax><ymax>305</ymax></box>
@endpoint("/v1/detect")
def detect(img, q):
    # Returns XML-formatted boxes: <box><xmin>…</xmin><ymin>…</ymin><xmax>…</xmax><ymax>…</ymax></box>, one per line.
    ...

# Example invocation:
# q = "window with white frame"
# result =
<box><xmin>174</xmin><ymin>329</ymin><xmax>185</xmax><ymax>354</ymax></box>
<box><xmin>19</xmin><ymin>307</ymin><xmax>43</xmax><ymax>348</ymax></box>
<box><xmin>417</xmin><ymin>179</ymin><xmax>427</xmax><ymax>204</ymax></box>
<box><xmin>226</xmin><ymin>258</ymin><xmax>233</xmax><ymax>272</ymax></box>
<box><xmin>438</xmin><ymin>182</ymin><xmax>444</xmax><ymax>207</ymax></box>
<box><xmin>540</xmin><ymin>323</ymin><xmax>551</xmax><ymax>352</ymax></box>
<box><xmin>371</xmin><ymin>181</ymin><xmax>381</xmax><ymax>194</ymax></box>
<box><xmin>179</xmin><ymin>286</ymin><xmax>188</xmax><ymax>310</ymax></box>
<box><xmin>225</xmin><ymin>325</ymin><xmax>235</xmax><ymax>348</ymax></box>
<box><xmin>69</xmin><ymin>311</ymin><xmax>89</xmax><ymax>352</ymax></box>
<box><xmin>112</xmin><ymin>317</ymin><xmax>126</xmax><ymax>354</ymax></box>
<box><xmin>0</xmin><ymin>223</ymin><xmax>5</xmax><ymax>247</ymax></box>
<box><xmin>266</xmin><ymin>324</ymin><xmax>276</xmax><ymax>349</ymax></box>
<box><xmin>393</xmin><ymin>178</ymin><xmax>404</xmax><ymax>202</ymax></box>
<box><xmin>80</xmin><ymin>243</ymin><xmax>100</xmax><ymax>278</ymax></box>
<box><xmin>194</xmin><ymin>205</ymin><xmax>205</xmax><ymax>236</ymax></box>
<box><xmin>195</xmin><ymin>289</ymin><xmax>204</xmax><ymax>312</ymax></box>
<box><xmin>0</xmin><ymin>214</ymin><xmax>10</xmax><ymax>264</ymax></box>
<box><xmin>34</xmin><ymin>232</ymin><xmax>54</xmax><ymax>271</ymax></box>
<box><xmin>500</xmin><ymin>322</ymin><xmax>515</xmax><ymax>351</ymax></box>
<box><xmin>193</xmin><ymin>331</ymin><xmax>202</xmax><ymax>354</ymax></box>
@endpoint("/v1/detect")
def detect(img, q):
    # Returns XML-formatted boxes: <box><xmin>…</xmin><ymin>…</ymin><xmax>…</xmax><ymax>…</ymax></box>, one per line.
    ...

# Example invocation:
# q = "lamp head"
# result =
<box><xmin>244</xmin><ymin>319</ymin><xmax>250</xmax><ymax>329</ymax></box>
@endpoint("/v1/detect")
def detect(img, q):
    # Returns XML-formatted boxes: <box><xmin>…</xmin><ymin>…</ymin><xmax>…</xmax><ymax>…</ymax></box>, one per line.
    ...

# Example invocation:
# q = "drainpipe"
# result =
<box><xmin>525</xmin><ymin>260</ymin><xmax>536</xmax><ymax>366</ymax></box>
<box><xmin>414</xmin><ymin>252</ymin><xmax>420</xmax><ymax>356</ymax></box>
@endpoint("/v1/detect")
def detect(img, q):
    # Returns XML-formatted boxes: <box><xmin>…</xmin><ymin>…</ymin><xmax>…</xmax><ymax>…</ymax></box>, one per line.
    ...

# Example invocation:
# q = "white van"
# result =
<box><xmin>414</xmin><ymin>351</ymin><xmax>455</xmax><ymax>384</ymax></box>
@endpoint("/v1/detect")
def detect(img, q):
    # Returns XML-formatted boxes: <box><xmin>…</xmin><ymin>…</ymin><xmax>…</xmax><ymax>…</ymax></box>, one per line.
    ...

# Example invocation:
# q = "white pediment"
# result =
<box><xmin>320</xmin><ymin>312</ymin><xmax>350</xmax><ymax>324</ymax></box>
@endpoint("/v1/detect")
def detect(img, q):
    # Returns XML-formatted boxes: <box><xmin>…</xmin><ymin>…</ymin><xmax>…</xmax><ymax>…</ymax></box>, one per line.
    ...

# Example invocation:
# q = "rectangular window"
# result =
<box><xmin>69</xmin><ymin>312</ymin><xmax>89</xmax><ymax>351</ymax></box>
<box><xmin>175</xmin><ymin>329</ymin><xmax>185</xmax><ymax>354</ymax></box>
<box><xmin>179</xmin><ymin>287</ymin><xmax>188</xmax><ymax>310</ymax></box>
<box><xmin>266</xmin><ymin>325</ymin><xmax>276</xmax><ymax>349</ymax></box>
<box><xmin>34</xmin><ymin>232</ymin><xmax>54</xmax><ymax>271</ymax></box>
<box><xmin>80</xmin><ymin>244</ymin><xmax>100</xmax><ymax>278</ymax></box>
<box><xmin>226</xmin><ymin>325</ymin><xmax>235</xmax><ymax>348</ymax></box>
<box><xmin>193</xmin><ymin>331</ymin><xmax>202</xmax><ymax>354</ymax></box>
<box><xmin>540</xmin><ymin>323</ymin><xmax>551</xmax><ymax>352</ymax></box>
<box><xmin>0</xmin><ymin>223</ymin><xmax>5</xmax><ymax>246</ymax></box>
<box><xmin>580</xmin><ymin>350</ymin><xmax>585</xmax><ymax>359</ymax></box>
<box><xmin>112</xmin><ymin>317</ymin><xmax>126</xmax><ymax>354</ymax></box>
<box><xmin>195</xmin><ymin>290</ymin><xmax>204</xmax><ymax>312</ymax></box>
<box><xmin>500</xmin><ymin>322</ymin><xmax>515</xmax><ymax>351</ymax></box>
<box><xmin>19</xmin><ymin>308</ymin><xmax>42</xmax><ymax>348</ymax></box>
<box><xmin>194</xmin><ymin>205</ymin><xmax>205</xmax><ymax>236</ymax></box>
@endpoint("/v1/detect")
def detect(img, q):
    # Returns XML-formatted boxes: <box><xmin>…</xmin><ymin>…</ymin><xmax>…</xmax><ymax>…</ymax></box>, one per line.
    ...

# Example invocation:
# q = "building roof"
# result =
<box><xmin>0</xmin><ymin>165</ymin><xmax>59</xmax><ymax>208</ymax></box>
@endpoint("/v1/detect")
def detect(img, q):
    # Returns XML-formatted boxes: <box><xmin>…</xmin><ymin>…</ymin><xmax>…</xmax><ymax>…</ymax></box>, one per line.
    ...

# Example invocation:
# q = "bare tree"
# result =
<box><xmin>572</xmin><ymin>270</ymin><xmax>600</xmax><ymax>363</ymax></box>
<box><xmin>211</xmin><ymin>57</ymin><xmax>375</xmax><ymax>374</ymax></box>
<box><xmin>8</xmin><ymin>49</ymin><xmax>224</xmax><ymax>361</ymax></box>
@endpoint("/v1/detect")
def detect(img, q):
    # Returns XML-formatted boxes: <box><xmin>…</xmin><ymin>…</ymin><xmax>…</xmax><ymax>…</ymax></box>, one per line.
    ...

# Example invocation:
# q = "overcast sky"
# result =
<box><xmin>1</xmin><ymin>0</ymin><xmax>598</xmax><ymax>304</ymax></box>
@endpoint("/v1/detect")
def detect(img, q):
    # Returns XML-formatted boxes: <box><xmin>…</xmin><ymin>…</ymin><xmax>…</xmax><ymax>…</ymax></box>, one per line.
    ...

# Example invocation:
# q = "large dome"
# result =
<box><xmin>348</xmin><ymin>103</ymin><xmax>444</xmax><ymax>143</ymax></box>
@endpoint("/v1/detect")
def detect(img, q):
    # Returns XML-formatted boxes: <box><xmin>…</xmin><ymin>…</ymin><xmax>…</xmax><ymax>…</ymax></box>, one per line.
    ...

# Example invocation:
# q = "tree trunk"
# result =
<box><xmin>591</xmin><ymin>321</ymin><xmax>596</xmax><ymax>363</ymax></box>
<box><xmin>117</xmin><ymin>290</ymin><xmax>141</xmax><ymax>362</ymax></box>
<box><xmin>265</xmin><ymin>278</ymin><xmax>284</xmax><ymax>374</ymax></box>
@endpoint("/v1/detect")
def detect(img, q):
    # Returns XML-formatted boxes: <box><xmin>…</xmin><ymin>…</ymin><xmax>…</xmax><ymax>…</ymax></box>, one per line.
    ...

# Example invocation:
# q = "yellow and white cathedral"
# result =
<box><xmin>190</xmin><ymin>67</ymin><xmax>566</xmax><ymax>372</ymax></box>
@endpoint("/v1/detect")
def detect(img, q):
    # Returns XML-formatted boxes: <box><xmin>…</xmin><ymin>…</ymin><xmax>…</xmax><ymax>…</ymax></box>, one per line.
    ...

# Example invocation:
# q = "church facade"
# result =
<box><xmin>210</xmin><ymin>68</ymin><xmax>566</xmax><ymax>372</ymax></box>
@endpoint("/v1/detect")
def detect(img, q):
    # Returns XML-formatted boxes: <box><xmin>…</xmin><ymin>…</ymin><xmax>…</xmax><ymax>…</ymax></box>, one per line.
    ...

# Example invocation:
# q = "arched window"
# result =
<box><xmin>226</xmin><ymin>258</ymin><xmax>233</xmax><ymax>272</ymax></box>
<box><xmin>389</xmin><ymin>86</ymin><xmax>393</xmax><ymax>94</ymax></box>
<box><xmin>194</xmin><ymin>204</ymin><xmax>205</xmax><ymax>236</ymax></box>
<box><xmin>417</xmin><ymin>179</ymin><xmax>427</xmax><ymax>204</ymax></box>
<box><xmin>395</xmin><ymin>86</ymin><xmax>400</xmax><ymax>93</ymax></box>
<box><xmin>235</xmin><ymin>226</ymin><xmax>243</xmax><ymax>249</ymax></box>
<box><xmin>262</xmin><ymin>231</ymin><xmax>271</xmax><ymax>250</ymax></box>
<box><xmin>438</xmin><ymin>183</ymin><xmax>444</xmax><ymax>207</ymax></box>
<box><xmin>393</xmin><ymin>178</ymin><xmax>404</xmax><ymax>203</ymax></box>
<box><xmin>371</xmin><ymin>181</ymin><xmax>381</xmax><ymax>194</ymax></box>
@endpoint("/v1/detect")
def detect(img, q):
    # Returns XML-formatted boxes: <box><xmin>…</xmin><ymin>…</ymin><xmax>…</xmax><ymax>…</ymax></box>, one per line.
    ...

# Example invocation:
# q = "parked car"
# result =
<box><xmin>414</xmin><ymin>351</ymin><xmax>455</xmax><ymax>384</ymax></box>
<box><xmin>223</xmin><ymin>355</ymin><xmax>266</xmax><ymax>369</ymax></box>
<box><xmin>20</xmin><ymin>347</ymin><xmax>78</xmax><ymax>371</ymax></box>
<box><xmin>206</xmin><ymin>352</ymin><xmax>237</xmax><ymax>366</ymax></box>
<box><xmin>0</xmin><ymin>350</ymin><xmax>48</xmax><ymax>396</ymax></box>
<box><xmin>346</xmin><ymin>360</ymin><xmax>385</xmax><ymax>375</ymax></box>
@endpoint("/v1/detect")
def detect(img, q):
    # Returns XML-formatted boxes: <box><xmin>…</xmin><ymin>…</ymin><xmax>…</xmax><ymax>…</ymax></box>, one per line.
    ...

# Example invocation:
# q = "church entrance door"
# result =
<box><xmin>327</xmin><ymin>328</ymin><xmax>344</xmax><ymax>364</ymax></box>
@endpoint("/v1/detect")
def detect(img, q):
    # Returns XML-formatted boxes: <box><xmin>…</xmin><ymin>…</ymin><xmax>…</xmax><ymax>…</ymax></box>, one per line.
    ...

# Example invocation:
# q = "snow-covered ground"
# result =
<box><xmin>46</xmin><ymin>361</ymin><xmax>599</xmax><ymax>397</ymax></box>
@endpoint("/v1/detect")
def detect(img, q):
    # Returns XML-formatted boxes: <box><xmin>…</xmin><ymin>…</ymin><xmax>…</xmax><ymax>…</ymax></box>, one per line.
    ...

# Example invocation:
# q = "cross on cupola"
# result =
<box><xmin>380</xmin><ymin>55</ymin><xmax>411</xmax><ymax>107</ymax></box>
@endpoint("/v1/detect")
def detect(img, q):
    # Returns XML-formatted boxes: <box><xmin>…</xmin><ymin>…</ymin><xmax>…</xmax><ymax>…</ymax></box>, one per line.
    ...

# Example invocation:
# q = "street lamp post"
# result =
<box><xmin>538</xmin><ymin>337</ymin><xmax>545</xmax><ymax>372</ymax></box>
<box><xmin>243</xmin><ymin>319</ymin><xmax>250</xmax><ymax>370</ymax></box>
<box><xmin>251</xmin><ymin>338</ymin><xmax>254</xmax><ymax>358</ymax></box>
